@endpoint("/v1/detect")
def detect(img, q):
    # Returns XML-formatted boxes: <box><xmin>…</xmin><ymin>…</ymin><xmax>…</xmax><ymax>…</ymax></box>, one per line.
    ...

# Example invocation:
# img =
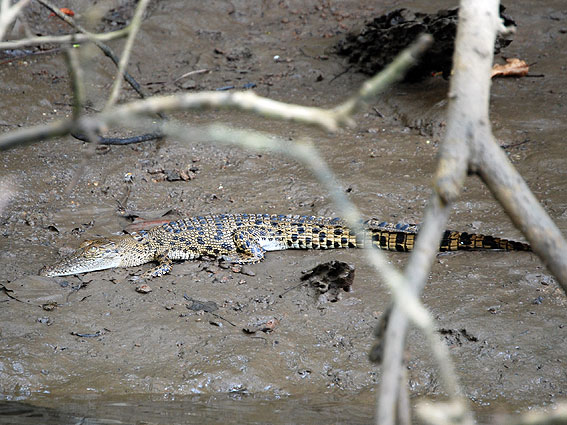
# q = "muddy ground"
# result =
<box><xmin>0</xmin><ymin>0</ymin><xmax>566</xmax><ymax>423</ymax></box>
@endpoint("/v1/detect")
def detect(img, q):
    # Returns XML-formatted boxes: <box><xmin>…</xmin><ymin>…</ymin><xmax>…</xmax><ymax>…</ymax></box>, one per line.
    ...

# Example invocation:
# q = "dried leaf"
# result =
<box><xmin>491</xmin><ymin>58</ymin><xmax>529</xmax><ymax>78</ymax></box>
<box><xmin>49</xmin><ymin>8</ymin><xmax>75</xmax><ymax>17</ymax></box>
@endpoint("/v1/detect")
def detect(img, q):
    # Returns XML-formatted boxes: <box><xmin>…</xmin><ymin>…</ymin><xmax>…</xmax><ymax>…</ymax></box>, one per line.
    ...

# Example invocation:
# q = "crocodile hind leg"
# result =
<box><xmin>220</xmin><ymin>227</ymin><xmax>268</xmax><ymax>264</ymax></box>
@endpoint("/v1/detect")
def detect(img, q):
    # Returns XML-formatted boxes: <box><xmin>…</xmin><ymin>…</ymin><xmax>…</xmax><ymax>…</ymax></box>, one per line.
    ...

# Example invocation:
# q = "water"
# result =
<box><xmin>0</xmin><ymin>393</ymin><xmax>374</xmax><ymax>425</ymax></box>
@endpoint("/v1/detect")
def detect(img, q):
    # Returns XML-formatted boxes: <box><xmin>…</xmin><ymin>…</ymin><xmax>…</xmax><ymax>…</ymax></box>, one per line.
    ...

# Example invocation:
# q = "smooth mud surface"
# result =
<box><xmin>1</xmin><ymin>1</ymin><xmax>566</xmax><ymax>423</ymax></box>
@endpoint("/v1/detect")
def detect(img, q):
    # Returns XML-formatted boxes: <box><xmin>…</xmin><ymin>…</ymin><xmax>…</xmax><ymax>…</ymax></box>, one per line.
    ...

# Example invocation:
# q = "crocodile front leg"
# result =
<box><xmin>141</xmin><ymin>252</ymin><xmax>173</xmax><ymax>278</ymax></box>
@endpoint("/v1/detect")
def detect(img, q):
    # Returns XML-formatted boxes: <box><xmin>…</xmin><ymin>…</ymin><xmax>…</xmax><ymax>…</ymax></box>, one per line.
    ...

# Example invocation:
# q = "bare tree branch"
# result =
<box><xmin>333</xmin><ymin>34</ymin><xmax>432</xmax><ymax>122</ymax></box>
<box><xmin>35</xmin><ymin>0</ymin><xmax>149</xmax><ymax>101</ymax></box>
<box><xmin>377</xmin><ymin>2</ymin><xmax>505</xmax><ymax>424</ymax></box>
<box><xmin>475</xmin><ymin>124</ymin><xmax>567</xmax><ymax>293</ymax></box>
<box><xmin>104</xmin><ymin>0</ymin><xmax>151</xmax><ymax>108</ymax></box>
<box><xmin>0</xmin><ymin>119</ymin><xmax>73</xmax><ymax>150</ymax></box>
<box><xmin>0</xmin><ymin>27</ymin><xmax>129</xmax><ymax>49</ymax></box>
<box><xmin>377</xmin><ymin>1</ymin><xmax>567</xmax><ymax>424</ymax></box>
<box><xmin>0</xmin><ymin>0</ymin><xmax>30</xmax><ymax>41</ymax></box>
<box><xmin>63</xmin><ymin>47</ymin><xmax>85</xmax><ymax>120</ymax></box>
<box><xmin>0</xmin><ymin>35</ymin><xmax>432</xmax><ymax>150</ymax></box>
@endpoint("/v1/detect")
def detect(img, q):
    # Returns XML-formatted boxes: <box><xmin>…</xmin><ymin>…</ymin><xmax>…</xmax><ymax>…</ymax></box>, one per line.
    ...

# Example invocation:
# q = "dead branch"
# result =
<box><xmin>0</xmin><ymin>27</ymin><xmax>129</xmax><ymax>49</ymax></box>
<box><xmin>0</xmin><ymin>0</ymin><xmax>30</xmax><ymax>40</ymax></box>
<box><xmin>63</xmin><ymin>47</ymin><xmax>84</xmax><ymax>119</ymax></box>
<box><xmin>104</xmin><ymin>0</ymin><xmax>151</xmax><ymax>108</ymax></box>
<box><xmin>377</xmin><ymin>1</ymin><xmax>567</xmax><ymax>425</ymax></box>
<box><xmin>35</xmin><ymin>0</ymin><xmax>151</xmax><ymax>103</ymax></box>
<box><xmin>36</xmin><ymin>0</ymin><xmax>166</xmax><ymax>148</ymax></box>
<box><xmin>377</xmin><ymin>2</ymin><xmax>504</xmax><ymax>424</ymax></box>
<box><xmin>333</xmin><ymin>34</ymin><xmax>432</xmax><ymax>122</ymax></box>
<box><xmin>0</xmin><ymin>119</ymin><xmax>73</xmax><ymax>150</ymax></box>
<box><xmin>0</xmin><ymin>34</ymin><xmax>432</xmax><ymax>152</ymax></box>
<box><xmin>475</xmin><ymin>124</ymin><xmax>567</xmax><ymax>293</ymax></box>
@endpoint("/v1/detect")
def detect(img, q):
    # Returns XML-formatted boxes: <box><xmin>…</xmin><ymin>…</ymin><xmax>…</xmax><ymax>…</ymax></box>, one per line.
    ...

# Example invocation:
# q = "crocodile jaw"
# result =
<box><xmin>39</xmin><ymin>238</ymin><xmax>125</xmax><ymax>277</ymax></box>
<box><xmin>40</xmin><ymin>255</ymin><xmax>123</xmax><ymax>277</ymax></box>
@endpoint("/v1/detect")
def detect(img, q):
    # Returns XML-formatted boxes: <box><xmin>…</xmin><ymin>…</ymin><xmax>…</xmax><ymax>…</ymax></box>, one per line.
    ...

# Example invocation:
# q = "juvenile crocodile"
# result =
<box><xmin>39</xmin><ymin>213</ymin><xmax>531</xmax><ymax>278</ymax></box>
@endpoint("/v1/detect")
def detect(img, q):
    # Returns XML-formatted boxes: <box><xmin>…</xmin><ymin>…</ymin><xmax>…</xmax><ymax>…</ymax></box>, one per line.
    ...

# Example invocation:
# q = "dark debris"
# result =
<box><xmin>335</xmin><ymin>7</ymin><xmax>516</xmax><ymax>80</ymax></box>
<box><xmin>301</xmin><ymin>260</ymin><xmax>355</xmax><ymax>303</ymax></box>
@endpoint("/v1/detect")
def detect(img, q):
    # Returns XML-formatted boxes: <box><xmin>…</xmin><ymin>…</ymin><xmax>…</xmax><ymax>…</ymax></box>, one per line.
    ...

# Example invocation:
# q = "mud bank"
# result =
<box><xmin>1</xmin><ymin>0</ymin><xmax>565</xmax><ymax>422</ymax></box>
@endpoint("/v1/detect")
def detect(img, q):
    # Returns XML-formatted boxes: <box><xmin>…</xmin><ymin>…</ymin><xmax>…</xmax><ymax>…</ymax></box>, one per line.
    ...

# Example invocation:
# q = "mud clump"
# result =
<box><xmin>336</xmin><ymin>7</ymin><xmax>516</xmax><ymax>80</ymax></box>
<box><xmin>301</xmin><ymin>260</ymin><xmax>355</xmax><ymax>303</ymax></box>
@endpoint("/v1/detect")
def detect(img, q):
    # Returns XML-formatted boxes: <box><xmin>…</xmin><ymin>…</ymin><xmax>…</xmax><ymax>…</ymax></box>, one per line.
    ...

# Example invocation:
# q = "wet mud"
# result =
<box><xmin>1</xmin><ymin>0</ymin><xmax>566</xmax><ymax>423</ymax></box>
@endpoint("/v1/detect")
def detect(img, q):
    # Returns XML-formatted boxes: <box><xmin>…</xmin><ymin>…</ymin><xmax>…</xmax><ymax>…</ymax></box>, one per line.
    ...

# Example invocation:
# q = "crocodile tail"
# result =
<box><xmin>439</xmin><ymin>230</ymin><xmax>532</xmax><ymax>252</ymax></box>
<box><xmin>373</xmin><ymin>230</ymin><xmax>417</xmax><ymax>252</ymax></box>
<box><xmin>363</xmin><ymin>221</ymin><xmax>418</xmax><ymax>252</ymax></box>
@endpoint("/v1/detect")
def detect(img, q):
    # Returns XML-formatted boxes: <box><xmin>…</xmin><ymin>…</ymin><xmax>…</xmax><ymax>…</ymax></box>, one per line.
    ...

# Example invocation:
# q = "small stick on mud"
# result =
<box><xmin>209</xmin><ymin>312</ymin><xmax>237</xmax><ymax>328</ymax></box>
<box><xmin>71</xmin><ymin>331</ymin><xmax>101</xmax><ymax>338</ymax></box>
<box><xmin>0</xmin><ymin>47</ymin><xmax>63</xmax><ymax>64</ymax></box>
<box><xmin>277</xmin><ymin>281</ymin><xmax>308</xmax><ymax>298</ymax></box>
<box><xmin>173</xmin><ymin>69</ymin><xmax>210</xmax><ymax>83</ymax></box>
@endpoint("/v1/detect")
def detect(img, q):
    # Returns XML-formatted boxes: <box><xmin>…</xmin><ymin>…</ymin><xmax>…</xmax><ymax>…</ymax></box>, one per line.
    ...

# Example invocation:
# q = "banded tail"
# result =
<box><xmin>363</xmin><ymin>220</ymin><xmax>531</xmax><ymax>252</ymax></box>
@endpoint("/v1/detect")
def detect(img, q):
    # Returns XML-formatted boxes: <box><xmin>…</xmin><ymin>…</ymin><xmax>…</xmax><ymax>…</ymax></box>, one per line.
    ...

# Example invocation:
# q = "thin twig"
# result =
<box><xmin>0</xmin><ymin>0</ymin><xmax>31</xmax><ymax>41</ymax></box>
<box><xmin>0</xmin><ymin>89</ymin><xmax>359</xmax><ymax>148</ymax></box>
<box><xmin>173</xmin><ymin>69</ymin><xmax>210</xmax><ymax>83</ymax></box>
<box><xmin>0</xmin><ymin>119</ymin><xmax>74</xmax><ymax>150</ymax></box>
<box><xmin>0</xmin><ymin>33</ymin><xmax>432</xmax><ymax>152</ymax></box>
<box><xmin>105</xmin><ymin>0</ymin><xmax>151</xmax><ymax>108</ymax></box>
<box><xmin>35</xmin><ymin>0</ymin><xmax>147</xmax><ymax>101</ymax></box>
<box><xmin>332</xmin><ymin>34</ymin><xmax>433</xmax><ymax>125</ymax></box>
<box><xmin>71</xmin><ymin>131</ymin><xmax>162</xmax><ymax>145</ymax></box>
<box><xmin>0</xmin><ymin>27</ymin><xmax>129</xmax><ymax>49</ymax></box>
<box><xmin>63</xmin><ymin>47</ymin><xmax>84</xmax><ymax>120</ymax></box>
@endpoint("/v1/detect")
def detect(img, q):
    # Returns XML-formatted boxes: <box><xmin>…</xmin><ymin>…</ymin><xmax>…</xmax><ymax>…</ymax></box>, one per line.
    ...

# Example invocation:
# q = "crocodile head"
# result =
<box><xmin>40</xmin><ymin>236</ymin><xmax>133</xmax><ymax>277</ymax></box>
